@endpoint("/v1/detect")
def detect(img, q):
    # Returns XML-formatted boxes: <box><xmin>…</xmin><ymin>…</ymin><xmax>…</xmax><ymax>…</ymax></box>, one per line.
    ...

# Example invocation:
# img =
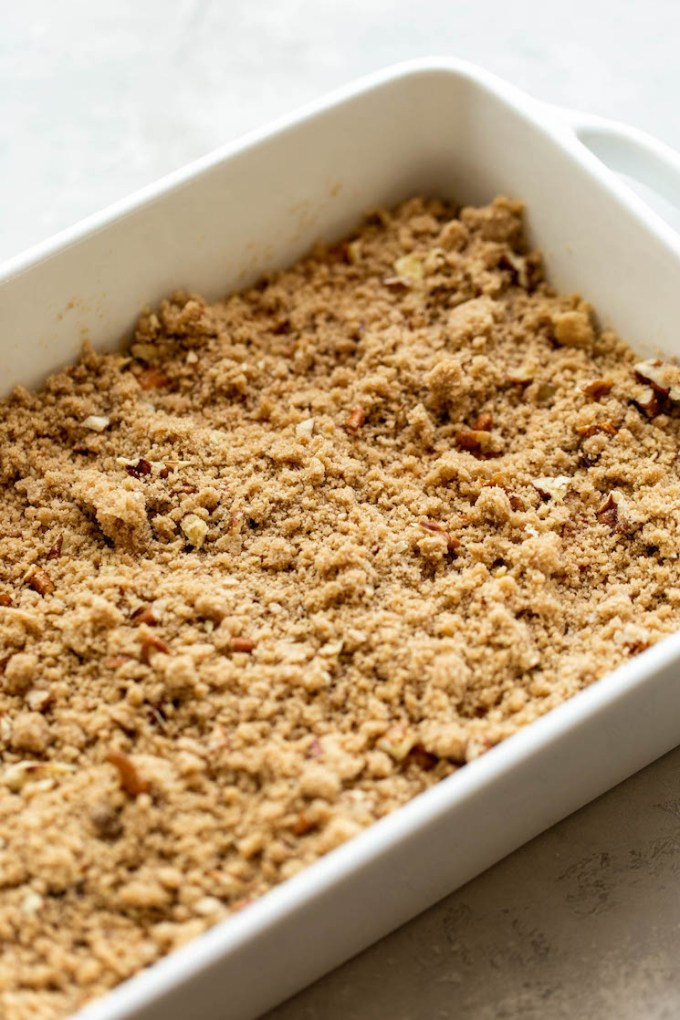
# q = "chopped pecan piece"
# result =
<box><xmin>344</xmin><ymin>406</ymin><xmax>366</xmax><ymax>432</ymax></box>
<box><xmin>25</xmin><ymin>567</ymin><xmax>55</xmax><ymax>597</ymax></box>
<box><xmin>635</xmin><ymin>359</ymin><xmax>680</xmax><ymax>401</ymax></box>
<box><xmin>82</xmin><ymin>414</ymin><xmax>110</xmax><ymax>432</ymax></box>
<box><xmin>631</xmin><ymin>385</ymin><xmax>663</xmax><ymax>419</ymax></box>
<box><xmin>404</xmin><ymin>744</ymin><xmax>439</xmax><ymax>771</ymax></box>
<box><xmin>26</xmin><ymin>688</ymin><xmax>52</xmax><ymax>712</ymax></box>
<box><xmin>106</xmin><ymin>749</ymin><xmax>148</xmax><ymax>797</ymax></box>
<box><xmin>533</xmin><ymin>476</ymin><xmax>571</xmax><ymax>500</ymax></box>
<box><xmin>483</xmin><ymin>474</ymin><xmax>525</xmax><ymax>510</ymax></box>
<box><xmin>597</xmin><ymin>494</ymin><xmax>619</xmax><ymax>530</ymax></box>
<box><xmin>291</xmin><ymin>811</ymin><xmax>318</xmax><ymax>836</ymax></box>
<box><xmin>596</xmin><ymin>493</ymin><xmax>635</xmax><ymax>533</ymax></box>
<box><xmin>131</xmin><ymin>342</ymin><xmax>163</xmax><ymax>362</ymax></box>
<box><xmin>455</xmin><ymin>429</ymin><xmax>494</xmax><ymax>454</ymax></box>
<box><xmin>131</xmin><ymin>604</ymin><xmax>158</xmax><ymax>626</ymax></box>
<box><xmin>393</xmin><ymin>253</ymin><xmax>424</xmax><ymax>284</ymax></box>
<box><xmin>444</xmin><ymin>534</ymin><xmax>461</xmax><ymax>555</ymax></box>
<box><xmin>147</xmin><ymin>705</ymin><xmax>168</xmax><ymax>732</ymax></box>
<box><xmin>0</xmin><ymin>593</ymin><xmax>13</xmax><ymax>607</ymax></box>
<box><xmin>140</xmin><ymin>633</ymin><xmax>170</xmax><ymax>664</ymax></box>
<box><xmin>125</xmin><ymin>458</ymin><xmax>153</xmax><ymax>479</ymax></box>
<box><xmin>181</xmin><ymin>514</ymin><xmax>209</xmax><ymax>549</ymax></box>
<box><xmin>471</xmin><ymin>413</ymin><xmax>493</xmax><ymax>432</ymax></box>
<box><xmin>227</xmin><ymin>510</ymin><xmax>244</xmax><ymax>533</ymax></box>
<box><xmin>419</xmin><ymin>518</ymin><xmax>446</xmax><ymax>534</ymax></box>
<box><xmin>230</xmin><ymin>637</ymin><xmax>256</xmax><ymax>654</ymax></box>
<box><xmin>296</xmin><ymin>417</ymin><xmax>315</xmax><ymax>438</ymax></box>
<box><xmin>377</xmin><ymin>724</ymin><xmax>416</xmax><ymax>761</ymax></box>
<box><xmin>507</xmin><ymin>366</ymin><xmax>534</xmax><ymax>385</ymax></box>
<box><xmin>418</xmin><ymin>519</ymin><xmax>459</xmax><ymax>554</ymax></box>
<box><xmin>137</xmin><ymin>368</ymin><xmax>171</xmax><ymax>390</ymax></box>
<box><xmin>499</xmin><ymin>250</ymin><xmax>530</xmax><ymax>287</ymax></box>
<box><xmin>104</xmin><ymin>655</ymin><xmax>131</xmax><ymax>670</ymax></box>
<box><xmin>599</xmin><ymin>491</ymin><xmax>640</xmax><ymax>538</ymax></box>
<box><xmin>46</xmin><ymin>534</ymin><xmax>63</xmax><ymax>560</ymax></box>
<box><xmin>582</xmin><ymin>378</ymin><xmax>614</xmax><ymax>400</ymax></box>
<box><xmin>3</xmin><ymin>760</ymin><xmax>74</xmax><ymax>793</ymax></box>
<box><xmin>575</xmin><ymin>422</ymin><xmax>617</xmax><ymax>439</ymax></box>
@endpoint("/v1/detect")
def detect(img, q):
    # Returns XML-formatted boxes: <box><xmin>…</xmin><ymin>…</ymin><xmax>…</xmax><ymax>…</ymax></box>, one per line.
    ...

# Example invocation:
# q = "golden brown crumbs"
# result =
<box><xmin>1</xmin><ymin>195</ymin><xmax>680</xmax><ymax>1018</ymax></box>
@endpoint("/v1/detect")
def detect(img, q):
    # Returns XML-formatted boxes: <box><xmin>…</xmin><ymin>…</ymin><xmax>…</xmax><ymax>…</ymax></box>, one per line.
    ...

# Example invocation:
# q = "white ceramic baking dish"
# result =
<box><xmin>3</xmin><ymin>57</ymin><xmax>680</xmax><ymax>1020</ymax></box>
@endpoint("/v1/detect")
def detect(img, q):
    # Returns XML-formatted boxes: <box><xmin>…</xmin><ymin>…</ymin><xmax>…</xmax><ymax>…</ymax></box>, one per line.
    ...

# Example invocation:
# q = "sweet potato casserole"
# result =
<box><xmin>2</xmin><ymin>196</ymin><xmax>680</xmax><ymax>1019</ymax></box>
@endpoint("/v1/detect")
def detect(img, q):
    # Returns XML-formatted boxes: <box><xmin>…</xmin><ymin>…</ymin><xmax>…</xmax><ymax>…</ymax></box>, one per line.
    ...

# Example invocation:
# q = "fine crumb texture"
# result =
<box><xmin>2</xmin><ymin>195</ymin><xmax>680</xmax><ymax>1018</ymax></box>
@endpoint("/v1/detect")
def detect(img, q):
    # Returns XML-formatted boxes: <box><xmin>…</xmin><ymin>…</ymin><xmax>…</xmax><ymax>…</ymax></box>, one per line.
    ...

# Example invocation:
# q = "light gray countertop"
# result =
<box><xmin>4</xmin><ymin>3</ymin><xmax>680</xmax><ymax>1017</ymax></box>
<box><xmin>269</xmin><ymin>746</ymin><xmax>680</xmax><ymax>1020</ymax></box>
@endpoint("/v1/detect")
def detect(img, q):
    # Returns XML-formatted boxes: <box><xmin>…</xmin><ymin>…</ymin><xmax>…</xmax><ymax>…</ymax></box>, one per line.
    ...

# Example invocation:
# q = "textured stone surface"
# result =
<box><xmin>4</xmin><ymin>3</ymin><xmax>680</xmax><ymax>1017</ymax></box>
<box><xmin>269</xmin><ymin>747</ymin><xmax>680</xmax><ymax>1019</ymax></box>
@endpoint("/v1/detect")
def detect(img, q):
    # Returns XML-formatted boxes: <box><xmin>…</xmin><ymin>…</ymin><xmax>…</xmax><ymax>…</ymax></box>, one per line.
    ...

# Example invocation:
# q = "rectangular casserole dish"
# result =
<box><xmin>3</xmin><ymin>57</ymin><xmax>680</xmax><ymax>1020</ymax></box>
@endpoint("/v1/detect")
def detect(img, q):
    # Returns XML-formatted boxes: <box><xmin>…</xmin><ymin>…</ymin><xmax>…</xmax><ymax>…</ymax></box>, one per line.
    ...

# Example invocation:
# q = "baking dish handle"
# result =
<box><xmin>552</xmin><ymin>107</ymin><xmax>680</xmax><ymax>232</ymax></box>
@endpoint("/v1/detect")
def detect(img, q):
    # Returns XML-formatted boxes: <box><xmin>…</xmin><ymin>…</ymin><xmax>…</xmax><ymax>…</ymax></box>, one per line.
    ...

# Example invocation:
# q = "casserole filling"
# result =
<box><xmin>1</xmin><ymin>195</ymin><xmax>680</xmax><ymax>1019</ymax></box>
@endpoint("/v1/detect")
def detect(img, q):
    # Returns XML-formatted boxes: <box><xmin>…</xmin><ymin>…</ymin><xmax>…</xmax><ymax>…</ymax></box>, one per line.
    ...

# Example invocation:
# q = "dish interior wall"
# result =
<box><xmin>1</xmin><ymin>67</ymin><xmax>676</xmax><ymax>398</ymax></box>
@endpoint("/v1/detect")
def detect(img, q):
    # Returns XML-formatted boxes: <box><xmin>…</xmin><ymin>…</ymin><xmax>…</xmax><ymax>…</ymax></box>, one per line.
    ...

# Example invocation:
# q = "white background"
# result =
<box><xmin>3</xmin><ymin>0</ymin><xmax>680</xmax><ymax>263</ymax></box>
<box><xmin>4</xmin><ymin>3</ymin><xmax>680</xmax><ymax>1018</ymax></box>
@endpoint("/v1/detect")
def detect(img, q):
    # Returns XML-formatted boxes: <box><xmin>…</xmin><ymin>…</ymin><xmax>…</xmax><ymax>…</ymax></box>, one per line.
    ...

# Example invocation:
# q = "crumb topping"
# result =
<box><xmin>1</xmin><ymin>195</ymin><xmax>680</xmax><ymax>1018</ymax></box>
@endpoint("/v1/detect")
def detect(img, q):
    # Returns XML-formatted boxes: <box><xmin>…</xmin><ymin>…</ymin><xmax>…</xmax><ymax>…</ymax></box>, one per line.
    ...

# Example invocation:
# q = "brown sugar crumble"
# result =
<box><xmin>2</xmin><ymin>195</ymin><xmax>680</xmax><ymax>1018</ymax></box>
